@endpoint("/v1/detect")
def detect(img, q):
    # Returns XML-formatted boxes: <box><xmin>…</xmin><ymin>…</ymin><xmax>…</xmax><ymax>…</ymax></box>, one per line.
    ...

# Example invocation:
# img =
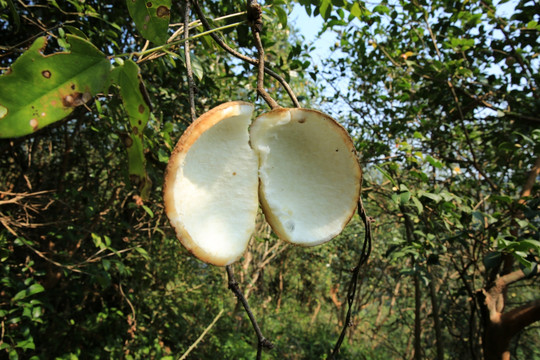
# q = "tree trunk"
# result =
<box><xmin>480</xmin><ymin>149</ymin><xmax>540</xmax><ymax>359</ymax></box>
<box><xmin>428</xmin><ymin>273</ymin><xmax>444</xmax><ymax>360</ymax></box>
<box><xmin>414</xmin><ymin>272</ymin><xmax>422</xmax><ymax>360</ymax></box>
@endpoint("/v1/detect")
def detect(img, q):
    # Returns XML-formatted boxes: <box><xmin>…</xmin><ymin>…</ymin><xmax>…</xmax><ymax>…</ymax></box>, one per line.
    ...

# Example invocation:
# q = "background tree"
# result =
<box><xmin>298</xmin><ymin>0</ymin><xmax>540</xmax><ymax>359</ymax></box>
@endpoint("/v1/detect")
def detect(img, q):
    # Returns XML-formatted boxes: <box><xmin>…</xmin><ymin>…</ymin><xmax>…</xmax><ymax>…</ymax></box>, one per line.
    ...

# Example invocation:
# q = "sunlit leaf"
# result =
<box><xmin>422</xmin><ymin>192</ymin><xmax>442</xmax><ymax>203</ymax></box>
<box><xmin>127</xmin><ymin>0</ymin><xmax>171</xmax><ymax>45</ymax></box>
<box><xmin>142</xmin><ymin>204</ymin><xmax>154</xmax><ymax>218</ymax></box>
<box><xmin>349</xmin><ymin>2</ymin><xmax>362</xmax><ymax>19</ymax></box>
<box><xmin>373</xmin><ymin>4</ymin><xmax>390</xmax><ymax>15</ymax></box>
<box><xmin>319</xmin><ymin>0</ymin><xmax>332</xmax><ymax>20</ymax></box>
<box><xmin>0</xmin><ymin>36</ymin><xmax>111</xmax><ymax>138</ymax></box>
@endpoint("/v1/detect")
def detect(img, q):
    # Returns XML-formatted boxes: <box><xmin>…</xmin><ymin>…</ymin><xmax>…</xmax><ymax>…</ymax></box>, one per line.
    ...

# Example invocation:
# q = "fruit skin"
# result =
<box><xmin>163</xmin><ymin>101</ymin><xmax>258</xmax><ymax>266</ymax></box>
<box><xmin>250</xmin><ymin>107</ymin><xmax>362</xmax><ymax>247</ymax></box>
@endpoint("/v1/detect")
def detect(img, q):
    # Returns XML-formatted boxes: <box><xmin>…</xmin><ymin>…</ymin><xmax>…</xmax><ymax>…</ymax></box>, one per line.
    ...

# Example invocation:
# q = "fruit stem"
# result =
<box><xmin>183</xmin><ymin>0</ymin><xmax>197</xmax><ymax>122</ymax></box>
<box><xmin>248</xmin><ymin>0</ymin><xmax>280</xmax><ymax>110</ymax></box>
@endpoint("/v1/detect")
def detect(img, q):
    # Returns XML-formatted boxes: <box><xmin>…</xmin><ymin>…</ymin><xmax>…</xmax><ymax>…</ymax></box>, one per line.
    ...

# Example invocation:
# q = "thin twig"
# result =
<box><xmin>331</xmin><ymin>197</ymin><xmax>373</xmax><ymax>359</ymax></box>
<box><xmin>184</xmin><ymin>0</ymin><xmax>197</xmax><ymax>122</ymax></box>
<box><xmin>119</xmin><ymin>21</ymin><xmax>246</xmax><ymax>60</ymax></box>
<box><xmin>192</xmin><ymin>0</ymin><xmax>300</xmax><ymax>107</ymax></box>
<box><xmin>226</xmin><ymin>265</ymin><xmax>274</xmax><ymax>360</ymax></box>
<box><xmin>119</xmin><ymin>283</ymin><xmax>137</xmax><ymax>330</ymax></box>
<box><xmin>178</xmin><ymin>308</ymin><xmax>224</xmax><ymax>360</ymax></box>
<box><xmin>168</xmin><ymin>11</ymin><xmax>248</xmax><ymax>44</ymax></box>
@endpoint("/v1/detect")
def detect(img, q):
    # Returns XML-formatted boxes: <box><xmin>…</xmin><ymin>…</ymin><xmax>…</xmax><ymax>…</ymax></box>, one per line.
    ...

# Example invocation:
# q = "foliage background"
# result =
<box><xmin>0</xmin><ymin>0</ymin><xmax>539</xmax><ymax>359</ymax></box>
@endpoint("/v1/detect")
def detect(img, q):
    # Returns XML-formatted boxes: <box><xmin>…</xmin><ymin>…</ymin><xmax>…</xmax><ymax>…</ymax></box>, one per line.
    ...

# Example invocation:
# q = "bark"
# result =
<box><xmin>480</xmin><ymin>269</ymin><xmax>540</xmax><ymax>360</ymax></box>
<box><xmin>518</xmin><ymin>155</ymin><xmax>540</xmax><ymax>203</ymax></box>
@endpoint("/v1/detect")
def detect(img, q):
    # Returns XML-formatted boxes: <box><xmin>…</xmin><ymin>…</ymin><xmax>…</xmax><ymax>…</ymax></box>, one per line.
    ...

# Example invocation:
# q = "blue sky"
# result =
<box><xmin>289</xmin><ymin>3</ymin><xmax>338</xmax><ymax>69</ymax></box>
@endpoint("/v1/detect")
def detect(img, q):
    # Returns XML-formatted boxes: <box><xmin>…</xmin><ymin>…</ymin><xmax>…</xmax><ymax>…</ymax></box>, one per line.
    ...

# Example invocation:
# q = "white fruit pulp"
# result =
<box><xmin>251</xmin><ymin>109</ymin><xmax>359</xmax><ymax>246</ymax></box>
<box><xmin>173</xmin><ymin>110</ymin><xmax>259</xmax><ymax>264</ymax></box>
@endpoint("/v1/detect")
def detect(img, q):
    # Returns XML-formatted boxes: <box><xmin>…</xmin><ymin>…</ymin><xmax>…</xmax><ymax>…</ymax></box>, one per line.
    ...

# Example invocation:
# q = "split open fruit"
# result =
<box><xmin>164</xmin><ymin>101</ymin><xmax>362</xmax><ymax>266</ymax></box>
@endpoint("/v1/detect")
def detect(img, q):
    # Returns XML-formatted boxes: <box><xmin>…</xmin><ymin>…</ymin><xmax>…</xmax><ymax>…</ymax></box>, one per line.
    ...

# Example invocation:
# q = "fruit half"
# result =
<box><xmin>250</xmin><ymin>108</ymin><xmax>362</xmax><ymax>247</ymax></box>
<box><xmin>163</xmin><ymin>101</ymin><xmax>259</xmax><ymax>266</ymax></box>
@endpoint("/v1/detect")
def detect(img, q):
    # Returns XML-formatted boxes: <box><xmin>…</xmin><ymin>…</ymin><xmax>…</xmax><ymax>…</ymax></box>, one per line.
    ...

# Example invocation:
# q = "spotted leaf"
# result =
<box><xmin>0</xmin><ymin>35</ymin><xmax>111</xmax><ymax>138</ymax></box>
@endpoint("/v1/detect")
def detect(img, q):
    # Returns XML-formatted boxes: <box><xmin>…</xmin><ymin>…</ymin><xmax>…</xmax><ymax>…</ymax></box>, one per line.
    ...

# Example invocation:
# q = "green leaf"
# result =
<box><xmin>6</xmin><ymin>0</ymin><xmax>20</xmax><ymax>32</ymax></box>
<box><xmin>349</xmin><ymin>2</ymin><xmax>362</xmax><ymax>19</ymax></box>
<box><xmin>12</xmin><ymin>283</ymin><xmax>45</xmax><ymax>302</ymax></box>
<box><xmin>373</xmin><ymin>164</ymin><xmax>398</xmax><ymax>187</ymax></box>
<box><xmin>16</xmin><ymin>338</ymin><xmax>35</xmax><ymax>351</ymax></box>
<box><xmin>412</xmin><ymin>196</ymin><xmax>423</xmax><ymax>213</ymax></box>
<box><xmin>190</xmin><ymin>54</ymin><xmax>204</xmax><ymax>82</ymax></box>
<box><xmin>109</xmin><ymin>60</ymin><xmax>152</xmax><ymax>199</ymax></box>
<box><xmin>319</xmin><ymin>0</ymin><xmax>332</xmax><ymax>20</ymax></box>
<box><xmin>373</xmin><ymin>4</ymin><xmax>390</xmax><ymax>15</ymax></box>
<box><xmin>483</xmin><ymin>251</ymin><xmax>502</xmax><ymax>270</ymax></box>
<box><xmin>157</xmin><ymin>148</ymin><xmax>169</xmax><ymax>163</ymax></box>
<box><xmin>9</xmin><ymin>348</ymin><xmax>18</xmax><ymax>360</ymax></box>
<box><xmin>425</xmin><ymin>155</ymin><xmax>443</xmax><ymax>169</ymax></box>
<box><xmin>274</xmin><ymin>5</ymin><xmax>288</xmax><ymax>28</ymax></box>
<box><xmin>422</xmin><ymin>192</ymin><xmax>442</xmax><ymax>203</ymax></box>
<box><xmin>142</xmin><ymin>204</ymin><xmax>154</xmax><ymax>218</ymax></box>
<box><xmin>526</xmin><ymin>20</ymin><xmax>539</xmax><ymax>30</ymax></box>
<box><xmin>63</xmin><ymin>25</ymin><xmax>89</xmax><ymax>40</ymax></box>
<box><xmin>134</xmin><ymin>247</ymin><xmax>150</xmax><ymax>260</ymax></box>
<box><xmin>127</xmin><ymin>0</ymin><xmax>171</xmax><ymax>45</ymax></box>
<box><xmin>399</xmin><ymin>184</ymin><xmax>409</xmax><ymax>192</ymax></box>
<box><xmin>91</xmin><ymin>233</ymin><xmax>103</xmax><ymax>248</ymax></box>
<box><xmin>0</xmin><ymin>36</ymin><xmax>111</xmax><ymax>138</ymax></box>
<box><xmin>400</xmin><ymin>191</ymin><xmax>411</xmax><ymax>204</ymax></box>
<box><xmin>516</xmin><ymin>239</ymin><xmax>540</xmax><ymax>252</ymax></box>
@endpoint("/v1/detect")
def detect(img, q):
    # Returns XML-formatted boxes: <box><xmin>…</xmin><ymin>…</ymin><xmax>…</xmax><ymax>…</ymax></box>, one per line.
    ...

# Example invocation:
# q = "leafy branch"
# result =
<box><xmin>192</xmin><ymin>0</ymin><xmax>300</xmax><ymax>107</ymax></box>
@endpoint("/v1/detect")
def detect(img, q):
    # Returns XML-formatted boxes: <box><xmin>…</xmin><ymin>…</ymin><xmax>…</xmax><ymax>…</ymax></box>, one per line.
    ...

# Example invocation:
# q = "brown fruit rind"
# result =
<box><xmin>163</xmin><ymin>101</ymin><xmax>254</xmax><ymax>266</ymax></box>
